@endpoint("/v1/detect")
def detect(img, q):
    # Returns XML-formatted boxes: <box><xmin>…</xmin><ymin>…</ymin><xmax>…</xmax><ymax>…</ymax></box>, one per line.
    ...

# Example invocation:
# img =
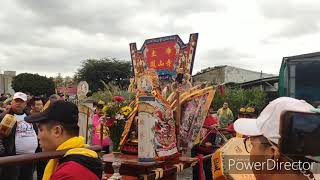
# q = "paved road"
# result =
<box><xmin>177</xmin><ymin>167</ymin><xmax>193</xmax><ymax>180</ymax></box>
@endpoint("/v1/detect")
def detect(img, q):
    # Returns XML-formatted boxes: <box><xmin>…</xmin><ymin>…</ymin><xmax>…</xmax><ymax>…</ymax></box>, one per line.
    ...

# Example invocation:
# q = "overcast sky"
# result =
<box><xmin>1</xmin><ymin>0</ymin><xmax>320</xmax><ymax>77</ymax></box>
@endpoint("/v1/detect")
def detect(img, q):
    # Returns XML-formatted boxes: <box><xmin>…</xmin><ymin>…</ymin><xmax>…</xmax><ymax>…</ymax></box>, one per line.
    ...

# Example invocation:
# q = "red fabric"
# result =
<box><xmin>227</xmin><ymin>123</ymin><xmax>236</xmax><ymax>137</ymax></box>
<box><xmin>227</xmin><ymin>123</ymin><xmax>234</xmax><ymax>132</ymax></box>
<box><xmin>51</xmin><ymin>161</ymin><xmax>99</xmax><ymax>180</ymax></box>
<box><xmin>218</xmin><ymin>85</ymin><xmax>225</xmax><ymax>96</ymax></box>
<box><xmin>197</xmin><ymin>154</ymin><xmax>205</xmax><ymax>180</ymax></box>
<box><xmin>204</xmin><ymin>115</ymin><xmax>218</xmax><ymax>127</ymax></box>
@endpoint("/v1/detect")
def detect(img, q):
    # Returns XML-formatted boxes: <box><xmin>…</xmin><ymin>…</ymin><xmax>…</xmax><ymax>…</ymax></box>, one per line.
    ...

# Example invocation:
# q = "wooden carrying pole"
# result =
<box><xmin>85</xmin><ymin>107</ymin><xmax>90</xmax><ymax>144</ymax></box>
<box><xmin>0</xmin><ymin>145</ymin><xmax>102</xmax><ymax>167</ymax></box>
<box><xmin>100</xmin><ymin>123</ymin><xmax>104</xmax><ymax>147</ymax></box>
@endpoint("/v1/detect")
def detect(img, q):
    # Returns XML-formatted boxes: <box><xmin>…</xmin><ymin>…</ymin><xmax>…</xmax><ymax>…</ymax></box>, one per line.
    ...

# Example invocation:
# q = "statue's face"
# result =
<box><xmin>139</xmin><ymin>77</ymin><xmax>153</xmax><ymax>93</ymax></box>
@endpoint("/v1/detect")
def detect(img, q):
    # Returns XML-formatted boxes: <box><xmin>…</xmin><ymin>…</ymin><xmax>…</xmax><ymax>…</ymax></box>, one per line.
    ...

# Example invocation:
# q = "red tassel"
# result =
<box><xmin>197</xmin><ymin>154</ymin><xmax>205</xmax><ymax>180</ymax></box>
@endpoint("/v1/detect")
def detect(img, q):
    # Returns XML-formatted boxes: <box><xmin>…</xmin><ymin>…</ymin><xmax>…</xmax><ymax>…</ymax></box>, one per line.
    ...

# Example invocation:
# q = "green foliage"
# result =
<box><xmin>212</xmin><ymin>87</ymin><xmax>267</xmax><ymax>118</ymax></box>
<box><xmin>74</xmin><ymin>58</ymin><xmax>132</xmax><ymax>92</ymax></box>
<box><xmin>12</xmin><ymin>73</ymin><xmax>55</xmax><ymax>96</ymax></box>
<box><xmin>109</xmin><ymin>120</ymin><xmax>125</xmax><ymax>152</ymax></box>
<box><xmin>94</xmin><ymin>82</ymin><xmax>134</xmax><ymax>152</ymax></box>
<box><xmin>53</xmin><ymin>73</ymin><xmax>64</xmax><ymax>87</ymax></box>
<box><xmin>91</xmin><ymin>81</ymin><xmax>135</xmax><ymax>102</ymax></box>
<box><xmin>104</xmin><ymin>98</ymin><xmax>132</xmax><ymax>152</ymax></box>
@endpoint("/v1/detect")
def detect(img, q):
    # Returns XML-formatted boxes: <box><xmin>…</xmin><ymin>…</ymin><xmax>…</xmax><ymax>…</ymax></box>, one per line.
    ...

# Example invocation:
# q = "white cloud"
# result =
<box><xmin>1</xmin><ymin>0</ymin><xmax>320</xmax><ymax>77</ymax></box>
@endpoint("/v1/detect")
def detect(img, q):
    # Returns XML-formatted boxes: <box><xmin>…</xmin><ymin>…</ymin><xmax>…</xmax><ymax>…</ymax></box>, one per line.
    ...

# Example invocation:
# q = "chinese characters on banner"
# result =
<box><xmin>130</xmin><ymin>33</ymin><xmax>198</xmax><ymax>88</ymax></box>
<box><xmin>146</xmin><ymin>41</ymin><xmax>176</xmax><ymax>72</ymax></box>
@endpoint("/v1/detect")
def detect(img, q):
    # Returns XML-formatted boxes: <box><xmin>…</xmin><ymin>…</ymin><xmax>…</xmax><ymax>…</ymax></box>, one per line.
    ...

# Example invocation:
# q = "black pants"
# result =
<box><xmin>191</xmin><ymin>145</ymin><xmax>213</xmax><ymax>180</ymax></box>
<box><xmin>1</xmin><ymin>164</ymin><xmax>34</xmax><ymax>180</ymax></box>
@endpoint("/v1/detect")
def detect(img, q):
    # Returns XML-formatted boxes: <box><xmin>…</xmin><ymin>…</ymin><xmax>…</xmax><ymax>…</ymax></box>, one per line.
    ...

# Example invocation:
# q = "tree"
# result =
<box><xmin>64</xmin><ymin>76</ymin><xmax>75</xmax><ymax>87</ymax></box>
<box><xmin>53</xmin><ymin>73</ymin><xmax>64</xmax><ymax>88</ymax></box>
<box><xmin>12</xmin><ymin>73</ymin><xmax>55</xmax><ymax>96</ymax></box>
<box><xmin>92</xmin><ymin>82</ymin><xmax>135</xmax><ymax>102</ymax></box>
<box><xmin>54</xmin><ymin>74</ymin><xmax>76</xmax><ymax>89</ymax></box>
<box><xmin>74</xmin><ymin>58</ymin><xmax>132</xmax><ymax>92</ymax></box>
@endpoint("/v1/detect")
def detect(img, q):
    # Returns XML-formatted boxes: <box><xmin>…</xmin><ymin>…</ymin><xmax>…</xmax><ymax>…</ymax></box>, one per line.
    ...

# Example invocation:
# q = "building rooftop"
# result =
<box><xmin>193</xmin><ymin>65</ymin><xmax>274</xmax><ymax>77</ymax></box>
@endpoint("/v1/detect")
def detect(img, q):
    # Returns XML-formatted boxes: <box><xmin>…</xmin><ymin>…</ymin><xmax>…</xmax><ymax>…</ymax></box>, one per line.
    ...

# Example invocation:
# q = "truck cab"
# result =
<box><xmin>279</xmin><ymin>52</ymin><xmax>320</xmax><ymax>106</ymax></box>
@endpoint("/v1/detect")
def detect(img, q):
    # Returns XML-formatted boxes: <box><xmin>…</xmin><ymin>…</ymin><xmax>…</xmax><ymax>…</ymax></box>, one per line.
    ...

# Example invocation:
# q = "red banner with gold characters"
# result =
<box><xmin>130</xmin><ymin>33</ymin><xmax>198</xmax><ymax>82</ymax></box>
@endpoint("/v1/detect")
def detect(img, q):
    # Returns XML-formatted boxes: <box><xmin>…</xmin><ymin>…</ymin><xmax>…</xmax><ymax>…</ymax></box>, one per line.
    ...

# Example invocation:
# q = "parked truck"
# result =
<box><xmin>279</xmin><ymin>52</ymin><xmax>320</xmax><ymax>105</ymax></box>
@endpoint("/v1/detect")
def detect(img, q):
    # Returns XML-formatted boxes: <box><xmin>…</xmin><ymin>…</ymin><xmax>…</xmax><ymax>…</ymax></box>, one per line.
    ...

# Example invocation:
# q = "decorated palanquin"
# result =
<box><xmin>121</xmin><ymin>70</ymin><xmax>179</xmax><ymax>159</ymax></box>
<box><xmin>120</xmin><ymin>33</ymin><xmax>216</xmax><ymax>161</ymax></box>
<box><xmin>178</xmin><ymin>86</ymin><xmax>215</xmax><ymax>149</ymax></box>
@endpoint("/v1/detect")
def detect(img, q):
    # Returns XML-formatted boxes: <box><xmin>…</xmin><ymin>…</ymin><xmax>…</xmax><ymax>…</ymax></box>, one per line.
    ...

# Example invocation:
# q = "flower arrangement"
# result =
<box><xmin>102</xmin><ymin>95</ymin><xmax>132</xmax><ymax>152</ymax></box>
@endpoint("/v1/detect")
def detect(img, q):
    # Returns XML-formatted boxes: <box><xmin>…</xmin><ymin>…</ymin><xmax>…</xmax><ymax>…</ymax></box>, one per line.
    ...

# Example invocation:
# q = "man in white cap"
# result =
<box><xmin>234</xmin><ymin>97</ymin><xmax>318</xmax><ymax>180</ymax></box>
<box><xmin>0</xmin><ymin>92</ymin><xmax>37</xmax><ymax>180</ymax></box>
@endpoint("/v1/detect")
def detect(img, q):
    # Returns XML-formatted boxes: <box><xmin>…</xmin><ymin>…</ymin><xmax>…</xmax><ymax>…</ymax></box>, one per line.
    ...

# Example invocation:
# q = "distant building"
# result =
<box><xmin>240</xmin><ymin>76</ymin><xmax>279</xmax><ymax>102</ymax></box>
<box><xmin>0</xmin><ymin>71</ymin><xmax>16</xmax><ymax>95</ymax></box>
<box><xmin>192</xmin><ymin>65</ymin><xmax>274</xmax><ymax>85</ymax></box>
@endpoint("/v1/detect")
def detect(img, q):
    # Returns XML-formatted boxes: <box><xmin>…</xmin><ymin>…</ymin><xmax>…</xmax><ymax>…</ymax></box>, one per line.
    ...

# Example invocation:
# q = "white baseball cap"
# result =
<box><xmin>234</xmin><ymin>97</ymin><xmax>314</xmax><ymax>144</ymax></box>
<box><xmin>13</xmin><ymin>92</ymin><xmax>28</xmax><ymax>102</ymax></box>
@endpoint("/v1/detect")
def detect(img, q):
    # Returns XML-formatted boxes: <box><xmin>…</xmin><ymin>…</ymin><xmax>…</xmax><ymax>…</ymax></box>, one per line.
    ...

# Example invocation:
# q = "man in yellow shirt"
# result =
<box><xmin>217</xmin><ymin>102</ymin><xmax>234</xmax><ymax>128</ymax></box>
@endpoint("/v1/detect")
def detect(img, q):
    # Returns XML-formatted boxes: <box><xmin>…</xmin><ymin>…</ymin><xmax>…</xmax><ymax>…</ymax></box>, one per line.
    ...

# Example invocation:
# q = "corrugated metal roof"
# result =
<box><xmin>283</xmin><ymin>51</ymin><xmax>320</xmax><ymax>60</ymax></box>
<box><xmin>240</xmin><ymin>76</ymin><xmax>279</xmax><ymax>88</ymax></box>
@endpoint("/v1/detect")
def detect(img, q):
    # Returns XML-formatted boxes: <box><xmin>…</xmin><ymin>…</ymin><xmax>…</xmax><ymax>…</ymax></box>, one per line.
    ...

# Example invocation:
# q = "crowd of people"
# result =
<box><xmin>3</xmin><ymin>93</ymin><xmax>237</xmax><ymax>180</ymax></box>
<box><xmin>1</xmin><ymin>91</ymin><xmax>237</xmax><ymax>180</ymax></box>
<box><xmin>0</xmin><ymin>92</ymin><xmax>102</xmax><ymax>180</ymax></box>
<box><xmin>1</xmin><ymin>91</ymin><xmax>319</xmax><ymax>180</ymax></box>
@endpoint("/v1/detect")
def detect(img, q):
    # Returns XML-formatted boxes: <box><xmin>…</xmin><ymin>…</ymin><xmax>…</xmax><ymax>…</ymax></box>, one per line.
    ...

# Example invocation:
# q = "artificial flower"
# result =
<box><xmin>98</xmin><ymin>100</ymin><xmax>105</xmax><ymax>105</ymax></box>
<box><xmin>112</xmin><ymin>96</ymin><xmax>125</xmax><ymax>102</ymax></box>
<box><xmin>105</xmin><ymin>119</ymin><xmax>115</xmax><ymax>127</ymax></box>
<box><xmin>102</xmin><ymin>105</ymin><xmax>109</xmax><ymax>113</ymax></box>
<box><xmin>120</xmin><ymin>106</ymin><xmax>132</xmax><ymax>116</ymax></box>
<box><xmin>115</xmin><ymin>113</ymin><xmax>125</xmax><ymax>120</ymax></box>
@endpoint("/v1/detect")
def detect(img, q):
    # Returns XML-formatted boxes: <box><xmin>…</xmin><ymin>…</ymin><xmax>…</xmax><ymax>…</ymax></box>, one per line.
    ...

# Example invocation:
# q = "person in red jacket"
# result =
<box><xmin>25</xmin><ymin>100</ymin><xmax>102</xmax><ymax>180</ymax></box>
